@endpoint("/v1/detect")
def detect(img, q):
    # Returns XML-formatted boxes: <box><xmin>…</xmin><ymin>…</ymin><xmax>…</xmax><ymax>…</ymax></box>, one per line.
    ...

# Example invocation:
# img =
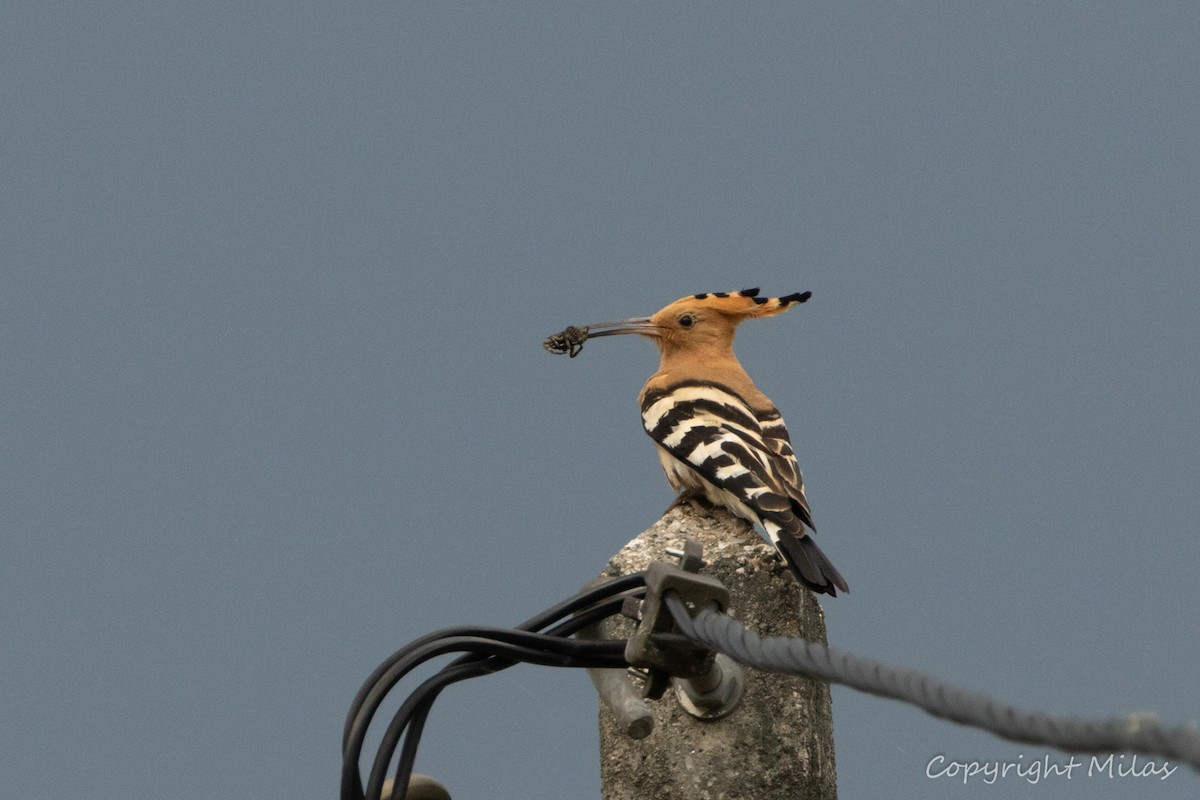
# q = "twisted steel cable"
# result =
<box><xmin>665</xmin><ymin>593</ymin><xmax>1200</xmax><ymax>772</ymax></box>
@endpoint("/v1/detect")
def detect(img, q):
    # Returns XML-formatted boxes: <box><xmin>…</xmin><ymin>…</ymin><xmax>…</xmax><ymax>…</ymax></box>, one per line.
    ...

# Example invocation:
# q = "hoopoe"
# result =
<box><xmin>547</xmin><ymin>288</ymin><xmax>848</xmax><ymax>596</ymax></box>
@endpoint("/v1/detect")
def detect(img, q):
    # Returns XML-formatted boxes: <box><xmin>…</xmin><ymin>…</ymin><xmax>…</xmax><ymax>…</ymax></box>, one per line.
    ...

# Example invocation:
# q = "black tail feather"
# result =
<box><xmin>776</xmin><ymin>533</ymin><xmax>849</xmax><ymax>597</ymax></box>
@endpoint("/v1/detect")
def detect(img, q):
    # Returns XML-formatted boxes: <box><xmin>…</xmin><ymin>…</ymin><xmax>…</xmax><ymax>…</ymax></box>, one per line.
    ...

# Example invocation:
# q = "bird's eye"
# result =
<box><xmin>678</xmin><ymin>314</ymin><xmax>695</xmax><ymax>328</ymax></box>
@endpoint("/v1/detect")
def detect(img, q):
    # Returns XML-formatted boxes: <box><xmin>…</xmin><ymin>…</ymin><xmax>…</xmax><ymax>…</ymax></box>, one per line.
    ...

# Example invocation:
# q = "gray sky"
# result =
<box><xmin>4</xmin><ymin>4</ymin><xmax>1198</xmax><ymax>799</ymax></box>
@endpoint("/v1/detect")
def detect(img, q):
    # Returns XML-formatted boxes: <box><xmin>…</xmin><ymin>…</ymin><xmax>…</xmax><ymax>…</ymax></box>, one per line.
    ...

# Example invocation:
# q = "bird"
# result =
<box><xmin>548</xmin><ymin>288</ymin><xmax>848</xmax><ymax>596</ymax></box>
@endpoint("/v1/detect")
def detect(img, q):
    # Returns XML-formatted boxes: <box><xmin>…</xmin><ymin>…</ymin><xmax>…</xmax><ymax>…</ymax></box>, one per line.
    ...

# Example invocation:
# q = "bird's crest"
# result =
<box><xmin>669</xmin><ymin>288</ymin><xmax>812</xmax><ymax>319</ymax></box>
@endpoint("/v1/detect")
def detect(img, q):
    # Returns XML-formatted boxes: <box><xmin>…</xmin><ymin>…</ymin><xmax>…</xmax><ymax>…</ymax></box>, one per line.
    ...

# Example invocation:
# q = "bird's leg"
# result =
<box><xmin>664</xmin><ymin>487</ymin><xmax>716</xmax><ymax>515</ymax></box>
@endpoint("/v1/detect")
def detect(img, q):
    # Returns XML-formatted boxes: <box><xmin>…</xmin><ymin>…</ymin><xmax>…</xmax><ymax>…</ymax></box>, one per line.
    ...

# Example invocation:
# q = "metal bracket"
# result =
<box><xmin>624</xmin><ymin>543</ymin><xmax>729</xmax><ymax>698</ymax></box>
<box><xmin>578</xmin><ymin>578</ymin><xmax>655</xmax><ymax>739</ymax></box>
<box><xmin>584</xmin><ymin>540</ymin><xmax>745</xmax><ymax>732</ymax></box>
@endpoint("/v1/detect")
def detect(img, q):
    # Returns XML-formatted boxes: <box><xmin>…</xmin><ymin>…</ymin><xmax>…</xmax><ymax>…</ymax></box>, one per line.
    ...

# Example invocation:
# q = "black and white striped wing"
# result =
<box><xmin>640</xmin><ymin>381</ymin><xmax>809</xmax><ymax>535</ymax></box>
<box><xmin>641</xmin><ymin>381</ymin><xmax>847</xmax><ymax>595</ymax></box>
<box><xmin>756</xmin><ymin>406</ymin><xmax>816</xmax><ymax>531</ymax></box>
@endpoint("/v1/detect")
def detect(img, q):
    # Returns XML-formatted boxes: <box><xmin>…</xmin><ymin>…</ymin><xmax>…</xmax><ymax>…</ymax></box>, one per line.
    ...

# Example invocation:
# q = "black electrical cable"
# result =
<box><xmin>345</xmin><ymin>630</ymin><xmax>628</xmax><ymax>800</ymax></box>
<box><xmin>344</xmin><ymin>572</ymin><xmax>644</xmax><ymax>748</ymax></box>
<box><xmin>343</xmin><ymin>578</ymin><xmax>643</xmax><ymax>743</ymax></box>
<box><xmin>367</xmin><ymin>640</ymin><xmax>627</xmax><ymax>800</ymax></box>
<box><xmin>391</xmin><ymin>694</ymin><xmax>436</xmax><ymax>800</ymax></box>
<box><xmin>371</xmin><ymin>606</ymin><xmax>635</xmax><ymax>800</ymax></box>
<box><xmin>343</xmin><ymin>573</ymin><xmax>645</xmax><ymax>800</ymax></box>
<box><xmin>343</xmin><ymin>588</ymin><xmax>644</xmax><ymax>800</ymax></box>
<box><xmin>379</xmin><ymin>595</ymin><xmax>638</xmax><ymax>800</ymax></box>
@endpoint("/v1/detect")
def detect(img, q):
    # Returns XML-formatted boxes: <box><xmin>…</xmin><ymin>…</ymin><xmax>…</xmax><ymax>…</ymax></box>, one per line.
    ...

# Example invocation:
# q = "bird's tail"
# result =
<box><xmin>776</xmin><ymin>533</ymin><xmax>849</xmax><ymax>597</ymax></box>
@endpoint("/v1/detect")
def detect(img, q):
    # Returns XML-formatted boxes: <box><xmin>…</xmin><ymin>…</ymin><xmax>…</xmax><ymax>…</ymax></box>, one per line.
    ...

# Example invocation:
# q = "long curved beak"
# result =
<box><xmin>544</xmin><ymin>316</ymin><xmax>661</xmax><ymax>357</ymax></box>
<box><xmin>581</xmin><ymin>317</ymin><xmax>660</xmax><ymax>339</ymax></box>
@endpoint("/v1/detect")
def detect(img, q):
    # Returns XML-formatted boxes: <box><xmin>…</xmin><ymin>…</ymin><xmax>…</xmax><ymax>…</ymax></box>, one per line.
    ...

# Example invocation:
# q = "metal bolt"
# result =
<box><xmin>665</xmin><ymin>540</ymin><xmax>706</xmax><ymax>572</ymax></box>
<box><xmin>620</xmin><ymin>596</ymin><xmax>644</xmax><ymax>621</ymax></box>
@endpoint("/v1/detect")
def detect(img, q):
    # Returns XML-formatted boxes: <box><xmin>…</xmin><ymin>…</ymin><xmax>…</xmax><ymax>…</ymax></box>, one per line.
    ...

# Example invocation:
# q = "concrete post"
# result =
<box><xmin>598</xmin><ymin>504</ymin><xmax>838</xmax><ymax>799</ymax></box>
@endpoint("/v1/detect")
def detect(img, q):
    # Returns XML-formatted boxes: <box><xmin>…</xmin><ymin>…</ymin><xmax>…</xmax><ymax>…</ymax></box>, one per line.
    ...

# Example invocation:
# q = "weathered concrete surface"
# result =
<box><xmin>598</xmin><ymin>504</ymin><xmax>837</xmax><ymax>800</ymax></box>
